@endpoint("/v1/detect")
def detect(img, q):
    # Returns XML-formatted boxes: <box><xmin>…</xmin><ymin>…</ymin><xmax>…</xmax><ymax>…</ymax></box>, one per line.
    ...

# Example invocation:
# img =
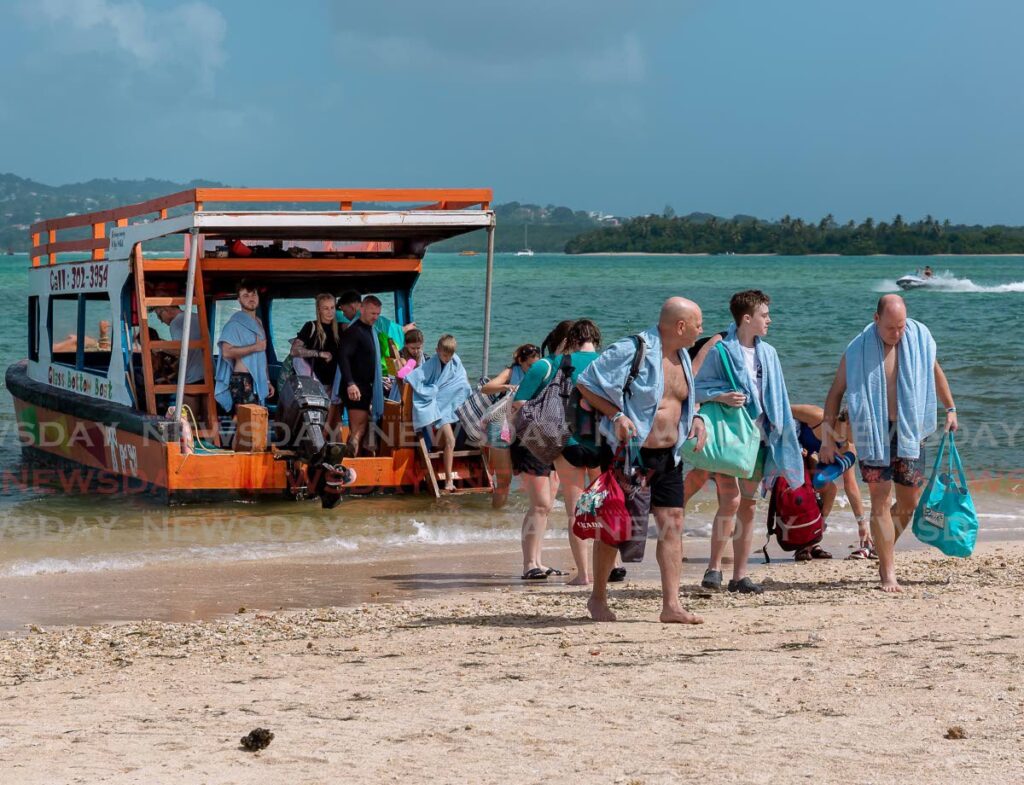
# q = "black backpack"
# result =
<box><xmin>623</xmin><ymin>335</ymin><xmax>646</xmax><ymax>400</ymax></box>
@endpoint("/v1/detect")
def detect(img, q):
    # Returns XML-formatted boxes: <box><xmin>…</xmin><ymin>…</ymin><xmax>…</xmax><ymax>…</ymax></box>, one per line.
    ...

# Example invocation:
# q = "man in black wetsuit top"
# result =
<box><xmin>338</xmin><ymin>294</ymin><xmax>382</xmax><ymax>456</ymax></box>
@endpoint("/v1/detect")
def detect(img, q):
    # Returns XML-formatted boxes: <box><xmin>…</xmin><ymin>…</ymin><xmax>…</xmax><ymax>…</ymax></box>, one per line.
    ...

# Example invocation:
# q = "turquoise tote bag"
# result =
<box><xmin>912</xmin><ymin>431</ymin><xmax>978</xmax><ymax>558</ymax></box>
<box><xmin>682</xmin><ymin>343</ymin><xmax>760</xmax><ymax>478</ymax></box>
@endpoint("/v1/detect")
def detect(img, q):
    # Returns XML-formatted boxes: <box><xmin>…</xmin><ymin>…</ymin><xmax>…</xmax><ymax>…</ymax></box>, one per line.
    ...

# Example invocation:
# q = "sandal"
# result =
<box><xmin>795</xmin><ymin>548</ymin><xmax>813</xmax><ymax>562</ymax></box>
<box><xmin>810</xmin><ymin>545</ymin><xmax>832</xmax><ymax>560</ymax></box>
<box><xmin>544</xmin><ymin>567</ymin><xmax>567</xmax><ymax>577</ymax></box>
<box><xmin>848</xmin><ymin>546</ymin><xmax>871</xmax><ymax>560</ymax></box>
<box><xmin>520</xmin><ymin>567</ymin><xmax>547</xmax><ymax>580</ymax></box>
<box><xmin>608</xmin><ymin>567</ymin><xmax>627</xmax><ymax>583</ymax></box>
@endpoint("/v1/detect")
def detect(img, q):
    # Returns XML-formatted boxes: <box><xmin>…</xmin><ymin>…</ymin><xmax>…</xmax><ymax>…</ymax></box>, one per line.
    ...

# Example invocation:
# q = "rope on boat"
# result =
<box><xmin>178</xmin><ymin>404</ymin><xmax>232</xmax><ymax>455</ymax></box>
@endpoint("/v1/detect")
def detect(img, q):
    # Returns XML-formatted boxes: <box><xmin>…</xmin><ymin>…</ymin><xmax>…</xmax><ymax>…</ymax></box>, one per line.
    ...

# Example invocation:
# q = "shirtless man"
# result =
<box><xmin>820</xmin><ymin>294</ymin><xmax>957</xmax><ymax>592</ymax></box>
<box><xmin>577</xmin><ymin>297</ymin><xmax>707</xmax><ymax>624</ymax></box>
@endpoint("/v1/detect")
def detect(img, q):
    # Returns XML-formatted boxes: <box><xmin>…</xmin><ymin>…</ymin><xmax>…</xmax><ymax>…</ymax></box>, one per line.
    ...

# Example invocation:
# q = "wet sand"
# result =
<box><xmin>0</xmin><ymin>543</ymin><xmax>1021</xmax><ymax>784</ymax></box>
<box><xmin>2</xmin><ymin>509</ymin><xmax>1022</xmax><ymax>633</ymax></box>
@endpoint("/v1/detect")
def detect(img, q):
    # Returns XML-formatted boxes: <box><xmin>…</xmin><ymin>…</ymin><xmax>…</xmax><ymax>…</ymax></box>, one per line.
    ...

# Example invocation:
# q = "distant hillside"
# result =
<box><xmin>429</xmin><ymin>202</ymin><xmax>613</xmax><ymax>253</ymax></box>
<box><xmin>0</xmin><ymin>175</ymin><xmax>613</xmax><ymax>254</ymax></box>
<box><xmin>0</xmin><ymin>174</ymin><xmax>226</xmax><ymax>252</ymax></box>
<box><xmin>565</xmin><ymin>212</ymin><xmax>1024</xmax><ymax>255</ymax></box>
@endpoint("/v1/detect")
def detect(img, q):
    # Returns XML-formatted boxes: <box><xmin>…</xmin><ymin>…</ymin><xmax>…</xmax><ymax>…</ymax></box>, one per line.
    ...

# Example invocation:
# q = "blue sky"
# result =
<box><xmin>1</xmin><ymin>0</ymin><xmax>1022</xmax><ymax>223</ymax></box>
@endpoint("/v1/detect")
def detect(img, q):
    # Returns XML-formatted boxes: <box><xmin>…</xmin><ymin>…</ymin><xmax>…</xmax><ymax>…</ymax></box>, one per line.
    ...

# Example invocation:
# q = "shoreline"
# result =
<box><xmin>2</xmin><ymin>518</ymin><xmax>1021</xmax><ymax>633</ymax></box>
<box><xmin>569</xmin><ymin>251</ymin><xmax>1024</xmax><ymax>257</ymax></box>
<box><xmin>0</xmin><ymin>543</ymin><xmax>1020</xmax><ymax>783</ymax></box>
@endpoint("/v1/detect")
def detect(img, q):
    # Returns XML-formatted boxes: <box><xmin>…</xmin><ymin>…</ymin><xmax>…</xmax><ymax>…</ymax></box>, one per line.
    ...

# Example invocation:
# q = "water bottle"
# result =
<box><xmin>812</xmin><ymin>451</ymin><xmax>856</xmax><ymax>489</ymax></box>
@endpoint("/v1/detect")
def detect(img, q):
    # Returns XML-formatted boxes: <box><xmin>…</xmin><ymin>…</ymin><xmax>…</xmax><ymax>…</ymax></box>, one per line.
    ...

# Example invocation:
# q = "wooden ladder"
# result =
<box><xmin>416</xmin><ymin>438</ymin><xmax>494</xmax><ymax>498</ymax></box>
<box><xmin>132</xmin><ymin>245</ymin><xmax>219</xmax><ymax>444</ymax></box>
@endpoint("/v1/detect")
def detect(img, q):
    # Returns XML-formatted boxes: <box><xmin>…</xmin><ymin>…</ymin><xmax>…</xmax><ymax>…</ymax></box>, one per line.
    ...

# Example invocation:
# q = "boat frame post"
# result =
<box><xmin>174</xmin><ymin>228</ymin><xmax>200</xmax><ymax>417</ymax></box>
<box><xmin>482</xmin><ymin>223</ymin><xmax>495</xmax><ymax>376</ymax></box>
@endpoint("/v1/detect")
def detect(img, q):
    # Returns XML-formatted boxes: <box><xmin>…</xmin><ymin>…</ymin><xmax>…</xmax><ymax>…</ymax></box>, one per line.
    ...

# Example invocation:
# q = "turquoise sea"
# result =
<box><xmin>1</xmin><ymin>252</ymin><xmax>1023</xmax><ymax>591</ymax></box>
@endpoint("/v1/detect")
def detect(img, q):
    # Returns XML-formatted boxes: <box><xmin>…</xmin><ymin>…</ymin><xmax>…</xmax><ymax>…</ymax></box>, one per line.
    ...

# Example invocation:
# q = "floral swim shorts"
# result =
<box><xmin>858</xmin><ymin>427</ymin><xmax>926</xmax><ymax>488</ymax></box>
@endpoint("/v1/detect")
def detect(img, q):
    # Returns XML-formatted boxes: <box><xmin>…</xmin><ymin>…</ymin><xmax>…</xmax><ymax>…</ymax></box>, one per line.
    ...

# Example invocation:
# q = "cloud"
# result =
<box><xmin>31</xmin><ymin>0</ymin><xmax>226</xmax><ymax>92</ymax></box>
<box><xmin>327</xmin><ymin>1</ymin><xmax>688</xmax><ymax>84</ymax></box>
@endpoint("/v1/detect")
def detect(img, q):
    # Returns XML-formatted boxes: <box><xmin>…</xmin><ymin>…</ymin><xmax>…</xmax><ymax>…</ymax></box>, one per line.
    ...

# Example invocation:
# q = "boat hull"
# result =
<box><xmin>6</xmin><ymin>362</ymin><xmax>422</xmax><ymax>504</ymax></box>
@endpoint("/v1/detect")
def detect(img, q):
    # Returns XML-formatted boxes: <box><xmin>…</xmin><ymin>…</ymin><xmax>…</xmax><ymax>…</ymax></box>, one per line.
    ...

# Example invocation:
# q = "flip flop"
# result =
<box><xmin>848</xmin><ymin>547</ymin><xmax>871</xmax><ymax>560</ymax></box>
<box><xmin>544</xmin><ymin>567</ymin><xmax>567</xmax><ymax>576</ymax></box>
<box><xmin>520</xmin><ymin>568</ymin><xmax>547</xmax><ymax>580</ymax></box>
<box><xmin>608</xmin><ymin>567</ymin><xmax>627</xmax><ymax>583</ymax></box>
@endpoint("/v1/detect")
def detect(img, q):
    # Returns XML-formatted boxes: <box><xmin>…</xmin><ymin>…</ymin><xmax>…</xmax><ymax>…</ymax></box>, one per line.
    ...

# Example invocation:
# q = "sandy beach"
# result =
<box><xmin>1</xmin><ymin>542</ymin><xmax>1021</xmax><ymax>784</ymax></box>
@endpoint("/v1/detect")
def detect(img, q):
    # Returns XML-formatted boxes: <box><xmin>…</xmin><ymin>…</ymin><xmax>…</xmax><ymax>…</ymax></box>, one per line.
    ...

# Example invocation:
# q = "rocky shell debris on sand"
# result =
<box><xmin>240</xmin><ymin>728</ymin><xmax>274</xmax><ymax>751</ymax></box>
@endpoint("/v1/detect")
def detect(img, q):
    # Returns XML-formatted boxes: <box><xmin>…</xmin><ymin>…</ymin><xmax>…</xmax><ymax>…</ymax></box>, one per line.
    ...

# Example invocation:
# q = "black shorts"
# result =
<box><xmin>511</xmin><ymin>442</ymin><xmax>553</xmax><ymax>477</ymax></box>
<box><xmin>228</xmin><ymin>372</ymin><xmax>257</xmax><ymax>409</ymax></box>
<box><xmin>343</xmin><ymin>382</ymin><xmax>372</xmax><ymax>412</ymax></box>
<box><xmin>600</xmin><ymin>444</ymin><xmax>685</xmax><ymax>508</ymax></box>
<box><xmin>561</xmin><ymin>444</ymin><xmax>601</xmax><ymax>469</ymax></box>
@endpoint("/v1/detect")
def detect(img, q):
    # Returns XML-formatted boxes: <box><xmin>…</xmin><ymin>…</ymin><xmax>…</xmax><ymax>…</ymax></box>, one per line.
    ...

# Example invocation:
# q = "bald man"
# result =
<box><xmin>820</xmin><ymin>294</ymin><xmax>958</xmax><ymax>592</ymax></box>
<box><xmin>577</xmin><ymin>297</ymin><xmax>707</xmax><ymax>624</ymax></box>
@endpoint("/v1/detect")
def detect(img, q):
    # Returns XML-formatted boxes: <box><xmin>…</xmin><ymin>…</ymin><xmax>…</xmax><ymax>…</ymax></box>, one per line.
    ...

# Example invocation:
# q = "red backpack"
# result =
<box><xmin>762</xmin><ymin>469</ymin><xmax>824</xmax><ymax>563</ymax></box>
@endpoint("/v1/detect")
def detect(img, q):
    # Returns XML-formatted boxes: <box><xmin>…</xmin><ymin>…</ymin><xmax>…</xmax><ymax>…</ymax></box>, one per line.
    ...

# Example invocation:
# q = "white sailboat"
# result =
<box><xmin>514</xmin><ymin>224</ymin><xmax>534</xmax><ymax>256</ymax></box>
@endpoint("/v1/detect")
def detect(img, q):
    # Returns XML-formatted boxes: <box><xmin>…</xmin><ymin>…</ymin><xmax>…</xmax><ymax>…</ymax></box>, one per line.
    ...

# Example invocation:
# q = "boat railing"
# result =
<box><xmin>29</xmin><ymin>188</ymin><xmax>493</xmax><ymax>267</ymax></box>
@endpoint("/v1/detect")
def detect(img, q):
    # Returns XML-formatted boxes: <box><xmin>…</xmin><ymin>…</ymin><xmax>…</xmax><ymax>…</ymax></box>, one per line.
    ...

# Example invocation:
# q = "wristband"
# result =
<box><xmin>611</xmin><ymin>411</ymin><xmax>625</xmax><ymax>423</ymax></box>
<box><xmin>946</xmin><ymin>407</ymin><xmax>957</xmax><ymax>413</ymax></box>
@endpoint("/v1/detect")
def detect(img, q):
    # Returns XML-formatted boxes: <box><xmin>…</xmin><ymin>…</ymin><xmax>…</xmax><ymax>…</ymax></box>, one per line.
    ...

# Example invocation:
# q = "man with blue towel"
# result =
<box><xmin>820</xmin><ymin>294</ymin><xmax>958</xmax><ymax>592</ymax></box>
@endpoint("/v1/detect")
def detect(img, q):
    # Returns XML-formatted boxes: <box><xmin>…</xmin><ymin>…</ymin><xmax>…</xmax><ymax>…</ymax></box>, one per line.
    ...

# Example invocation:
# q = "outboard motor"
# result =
<box><xmin>275</xmin><ymin>373</ymin><xmax>354</xmax><ymax>508</ymax></box>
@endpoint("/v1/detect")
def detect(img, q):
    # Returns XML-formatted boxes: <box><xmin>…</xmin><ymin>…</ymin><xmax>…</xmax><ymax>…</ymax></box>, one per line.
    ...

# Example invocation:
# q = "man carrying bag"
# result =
<box><xmin>576</xmin><ymin>297</ymin><xmax>707</xmax><ymax>624</ymax></box>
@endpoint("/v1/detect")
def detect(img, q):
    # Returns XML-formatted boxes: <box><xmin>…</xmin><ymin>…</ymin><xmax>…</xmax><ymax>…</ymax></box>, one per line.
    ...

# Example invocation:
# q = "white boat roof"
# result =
<box><xmin>105</xmin><ymin>209</ymin><xmax>494</xmax><ymax>260</ymax></box>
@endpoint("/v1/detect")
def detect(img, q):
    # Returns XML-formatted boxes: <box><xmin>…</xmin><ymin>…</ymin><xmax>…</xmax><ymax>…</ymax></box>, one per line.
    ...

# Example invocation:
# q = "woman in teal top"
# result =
<box><xmin>511</xmin><ymin>319</ymin><xmax>602</xmax><ymax>584</ymax></box>
<box><xmin>478</xmin><ymin>344</ymin><xmax>542</xmax><ymax>509</ymax></box>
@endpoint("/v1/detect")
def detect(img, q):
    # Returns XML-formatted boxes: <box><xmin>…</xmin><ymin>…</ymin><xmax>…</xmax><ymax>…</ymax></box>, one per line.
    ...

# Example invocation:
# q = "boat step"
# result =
<box><xmin>426</xmin><ymin>450</ymin><xmax>483</xmax><ymax>459</ymax></box>
<box><xmin>443</xmin><ymin>487</ymin><xmax>493</xmax><ymax>495</ymax></box>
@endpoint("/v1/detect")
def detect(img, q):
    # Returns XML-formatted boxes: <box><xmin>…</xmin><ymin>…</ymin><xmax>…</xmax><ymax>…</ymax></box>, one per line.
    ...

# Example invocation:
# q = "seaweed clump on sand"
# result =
<box><xmin>240</xmin><ymin>728</ymin><xmax>274</xmax><ymax>751</ymax></box>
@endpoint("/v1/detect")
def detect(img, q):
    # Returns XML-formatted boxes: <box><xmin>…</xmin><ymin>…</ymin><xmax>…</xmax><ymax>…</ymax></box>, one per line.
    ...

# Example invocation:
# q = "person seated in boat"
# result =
<box><xmin>404</xmin><ymin>334</ymin><xmax>472</xmax><ymax>492</ymax></box>
<box><xmin>338</xmin><ymin>294</ymin><xmax>386</xmax><ymax>456</ymax></box>
<box><xmin>128</xmin><ymin>327</ymin><xmax>173</xmax><ymax>405</ymax></box>
<box><xmin>154</xmin><ymin>305</ymin><xmax>206</xmax><ymax>415</ymax></box>
<box><xmin>923</xmin><ymin>265</ymin><xmax>934</xmax><ymax>278</ymax></box>
<box><xmin>53</xmin><ymin>318</ymin><xmax>110</xmax><ymax>355</ymax></box>
<box><xmin>214</xmin><ymin>279</ymin><xmax>274</xmax><ymax>415</ymax></box>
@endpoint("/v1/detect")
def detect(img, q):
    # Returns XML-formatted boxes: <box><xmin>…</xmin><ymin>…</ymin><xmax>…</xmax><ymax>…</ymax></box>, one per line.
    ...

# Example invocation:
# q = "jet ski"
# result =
<box><xmin>897</xmin><ymin>273</ymin><xmax>928</xmax><ymax>290</ymax></box>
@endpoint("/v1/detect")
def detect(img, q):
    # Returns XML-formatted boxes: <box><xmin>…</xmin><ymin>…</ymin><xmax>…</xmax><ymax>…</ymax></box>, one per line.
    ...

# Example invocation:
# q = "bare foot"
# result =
<box><xmin>587</xmin><ymin>595</ymin><xmax>616</xmax><ymax>622</ymax></box>
<box><xmin>567</xmin><ymin>575</ymin><xmax>592</xmax><ymax>586</ymax></box>
<box><xmin>660</xmin><ymin>606</ymin><xmax>705</xmax><ymax>625</ymax></box>
<box><xmin>879</xmin><ymin>568</ymin><xmax>902</xmax><ymax>593</ymax></box>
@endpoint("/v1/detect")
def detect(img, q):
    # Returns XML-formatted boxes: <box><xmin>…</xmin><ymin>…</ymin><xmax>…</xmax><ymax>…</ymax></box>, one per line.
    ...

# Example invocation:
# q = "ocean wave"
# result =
<box><xmin>0</xmin><ymin>536</ymin><xmax>360</xmax><ymax>578</ymax></box>
<box><xmin>0</xmin><ymin>519</ymin><xmax>544</xmax><ymax>577</ymax></box>
<box><xmin>387</xmin><ymin>519</ymin><xmax>526</xmax><ymax>546</ymax></box>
